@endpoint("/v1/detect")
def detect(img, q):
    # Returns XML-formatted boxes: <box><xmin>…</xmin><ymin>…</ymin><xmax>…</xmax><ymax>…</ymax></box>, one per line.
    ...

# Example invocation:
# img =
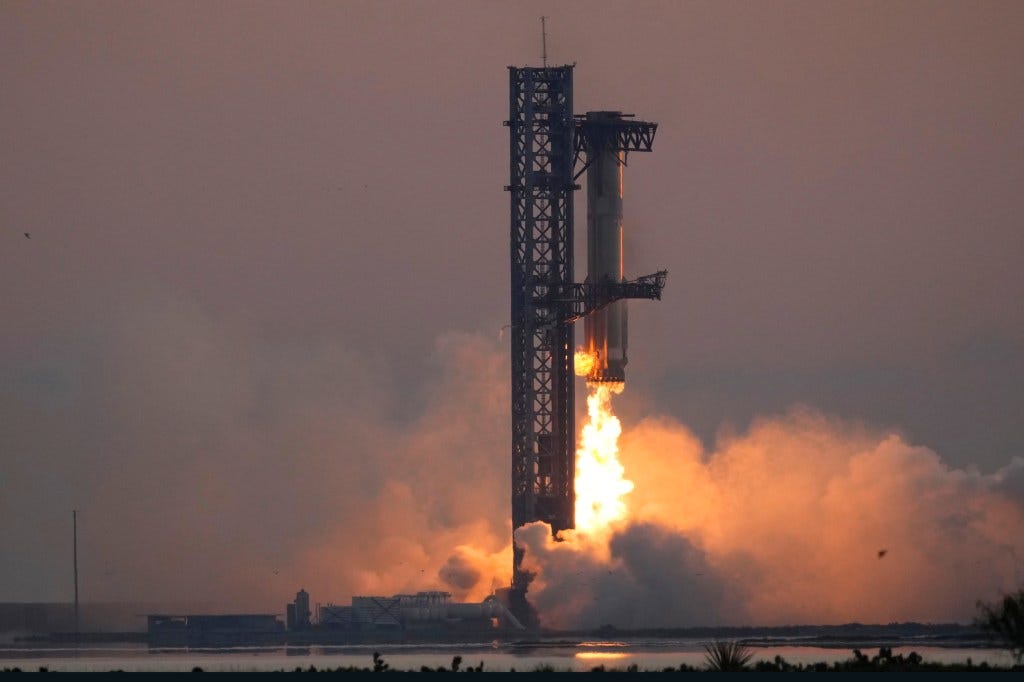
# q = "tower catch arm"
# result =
<box><xmin>547</xmin><ymin>270</ymin><xmax>668</xmax><ymax>326</ymax></box>
<box><xmin>573</xmin><ymin>119</ymin><xmax>657</xmax><ymax>179</ymax></box>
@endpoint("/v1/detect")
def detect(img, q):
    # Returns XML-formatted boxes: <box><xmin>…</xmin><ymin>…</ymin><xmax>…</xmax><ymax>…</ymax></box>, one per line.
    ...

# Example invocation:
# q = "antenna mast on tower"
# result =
<box><xmin>540</xmin><ymin>16</ymin><xmax>548</xmax><ymax>67</ymax></box>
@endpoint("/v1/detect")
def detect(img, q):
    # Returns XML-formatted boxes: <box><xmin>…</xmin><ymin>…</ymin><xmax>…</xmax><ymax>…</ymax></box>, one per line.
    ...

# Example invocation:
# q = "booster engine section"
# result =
<box><xmin>584</xmin><ymin>113</ymin><xmax>628</xmax><ymax>383</ymax></box>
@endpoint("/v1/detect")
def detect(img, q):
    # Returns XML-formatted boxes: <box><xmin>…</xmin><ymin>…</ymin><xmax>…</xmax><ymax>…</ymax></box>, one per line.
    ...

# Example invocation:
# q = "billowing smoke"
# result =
<box><xmin>4</xmin><ymin>302</ymin><xmax>1022</xmax><ymax>627</ymax></box>
<box><xmin>521</xmin><ymin>408</ymin><xmax>1024</xmax><ymax>628</ymax></box>
<box><xmin>1</xmin><ymin>297</ymin><xmax>512</xmax><ymax>611</ymax></box>
<box><xmin>518</xmin><ymin>521</ymin><xmax>738</xmax><ymax>628</ymax></box>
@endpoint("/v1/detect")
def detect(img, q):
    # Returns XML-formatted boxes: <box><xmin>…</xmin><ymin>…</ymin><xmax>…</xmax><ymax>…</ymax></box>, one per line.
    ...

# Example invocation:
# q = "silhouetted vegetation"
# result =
<box><xmin>751</xmin><ymin>647</ymin><xmax>1020</xmax><ymax>672</ymax></box>
<box><xmin>977</xmin><ymin>588</ymin><xmax>1024</xmax><ymax>663</ymax></box>
<box><xmin>703</xmin><ymin>640</ymin><xmax>754</xmax><ymax>670</ymax></box>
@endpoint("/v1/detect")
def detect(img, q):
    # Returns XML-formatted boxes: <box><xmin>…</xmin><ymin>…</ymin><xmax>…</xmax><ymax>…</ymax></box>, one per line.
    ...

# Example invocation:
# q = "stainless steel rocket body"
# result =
<box><xmin>584</xmin><ymin>126</ymin><xmax>628</xmax><ymax>384</ymax></box>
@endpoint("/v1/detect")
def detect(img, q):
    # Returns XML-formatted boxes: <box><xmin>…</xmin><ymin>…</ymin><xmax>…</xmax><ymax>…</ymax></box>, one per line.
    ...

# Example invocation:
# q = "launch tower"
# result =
<box><xmin>505</xmin><ymin>65</ymin><xmax>665</xmax><ymax>621</ymax></box>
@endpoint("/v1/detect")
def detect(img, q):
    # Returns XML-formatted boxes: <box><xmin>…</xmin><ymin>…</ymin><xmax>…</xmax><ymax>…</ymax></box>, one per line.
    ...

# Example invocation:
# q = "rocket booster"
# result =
<box><xmin>584</xmin><ymin>113</ymin><xmax>628</xmax><ymax>384</ymax></box>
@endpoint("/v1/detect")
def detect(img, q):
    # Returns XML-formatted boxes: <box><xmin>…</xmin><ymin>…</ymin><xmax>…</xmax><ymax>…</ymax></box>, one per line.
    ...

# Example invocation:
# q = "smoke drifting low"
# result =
<box><xmin>4</xmin><ymin>304</ymin><xmax>1022</xmax><ymax>628</ymax></box>
<box><xmin>1</xmin><ymin>298</ymin><xmax>511</xmax><ymax>610</ymax></box>
<box><xmin>521</xmin><ymin>408</ymin><xmax>1024</xmax><ymax>628</ymax></box>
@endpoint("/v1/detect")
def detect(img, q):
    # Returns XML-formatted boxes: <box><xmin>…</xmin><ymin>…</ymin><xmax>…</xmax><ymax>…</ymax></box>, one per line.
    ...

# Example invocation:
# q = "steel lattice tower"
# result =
<box><xmin>506</xmin><ymin>66</ymin><xmax>577</xmax><ymax>618</ymax></box>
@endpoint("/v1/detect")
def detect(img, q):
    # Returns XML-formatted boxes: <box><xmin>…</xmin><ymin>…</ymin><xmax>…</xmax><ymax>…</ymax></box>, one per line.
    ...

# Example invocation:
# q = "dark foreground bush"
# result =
<box><xmin>977</xmin><ymin>588</ymin><xmax>1024</xmax><ymax>663</ymax></box>
<box><xmin>752</xmin><ymin>647</ymin><xmax>1023</xmax><ymax>672</ymax></box>
<box><xmin>703</xmin><ymin>640</ymin><xmax>754</xmax><ymax>671</ymax></box>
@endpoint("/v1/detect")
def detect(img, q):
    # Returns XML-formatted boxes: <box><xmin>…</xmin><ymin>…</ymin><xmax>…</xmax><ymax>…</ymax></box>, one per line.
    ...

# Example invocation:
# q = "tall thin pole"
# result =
<box><xmin>73</xmin><ymin>510</ymin><xmax>79</xmax><ymax>636</ymax></box>
<box><xmin>540</xmin><ymin>16</ymin><xmax>548</xmax><ymax>67</ymax></box>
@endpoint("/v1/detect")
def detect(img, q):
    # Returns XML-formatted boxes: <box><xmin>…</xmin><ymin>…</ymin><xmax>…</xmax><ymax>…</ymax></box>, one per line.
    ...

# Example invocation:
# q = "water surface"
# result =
<box><xmin>1</xmin><ymin>639</ymin><xmax>1014</xmax><ymax>672</ymax></box>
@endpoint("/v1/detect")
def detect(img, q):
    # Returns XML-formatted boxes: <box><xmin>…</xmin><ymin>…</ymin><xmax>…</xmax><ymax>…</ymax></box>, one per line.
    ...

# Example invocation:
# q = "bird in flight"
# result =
<box><xmin>877</xmin><ymin>549</ymin><xmax>888</xmax><ymax>559</ymax></box>
<box><xmin>24</xmin><ymin>232</ymin><xmax>31</xmax><ymax>239</ymax></box>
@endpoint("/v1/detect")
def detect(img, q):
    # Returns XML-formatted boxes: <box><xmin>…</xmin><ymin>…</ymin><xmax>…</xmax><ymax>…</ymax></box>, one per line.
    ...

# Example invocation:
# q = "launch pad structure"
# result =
<box><xmin>505</xmin><ymin>64</ymin><xmax>666</xmax><ymax>621</ymax></box>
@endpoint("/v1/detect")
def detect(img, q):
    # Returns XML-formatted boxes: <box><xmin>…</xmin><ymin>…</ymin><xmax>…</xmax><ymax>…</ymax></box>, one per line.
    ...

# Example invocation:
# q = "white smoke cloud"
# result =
<box><xmin>520</xmin><ymin>407</ymin><xmax>1024</xmax><ymax>628</ymax></box>
<box><xmin>4</xmin><ymin>300</ymin><xmax>1022</xmax><ymax>629</ymax></box>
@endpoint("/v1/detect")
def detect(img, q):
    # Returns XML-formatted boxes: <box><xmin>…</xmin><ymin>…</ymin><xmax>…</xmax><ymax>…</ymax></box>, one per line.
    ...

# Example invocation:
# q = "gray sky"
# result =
<box><xmin>2</xmin><ymin>1</ymin><xmax>1022</xmax><ymax>613</ymax></box>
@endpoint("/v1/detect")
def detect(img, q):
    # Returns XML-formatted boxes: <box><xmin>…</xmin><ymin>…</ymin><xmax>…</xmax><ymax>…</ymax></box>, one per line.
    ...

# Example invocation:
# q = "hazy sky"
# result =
<box><xmin>2</xmin><ymin>1</ymin><xmax>1022</xmax><ymax>616</ymax></box>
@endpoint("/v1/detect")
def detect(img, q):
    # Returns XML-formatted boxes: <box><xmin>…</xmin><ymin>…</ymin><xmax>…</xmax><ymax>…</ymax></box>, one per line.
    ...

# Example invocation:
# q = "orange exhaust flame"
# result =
<box><xmin>574</xmin><ymin>349</ymin><xmax>598</xmax><ymax>377</ymax></box>
<box><xmin>575</xmin><ymin>382</ymin><xmax>632</xmax><ymax>535</ymax></box>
